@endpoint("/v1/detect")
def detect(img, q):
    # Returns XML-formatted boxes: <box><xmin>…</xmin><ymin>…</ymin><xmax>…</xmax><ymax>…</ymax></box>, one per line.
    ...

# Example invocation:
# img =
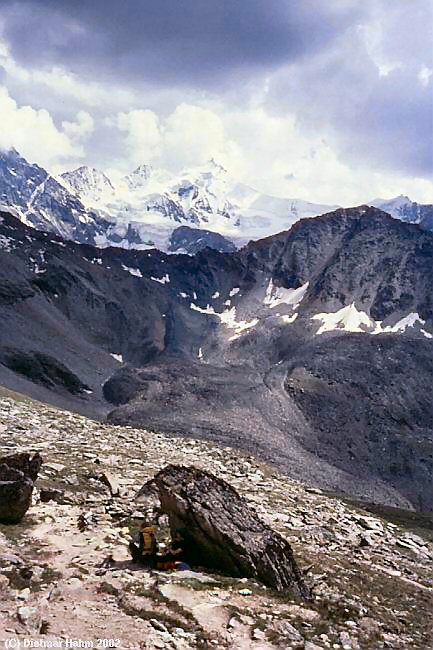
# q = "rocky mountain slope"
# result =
<box><xmin>0</xmin><ymin>205</ymin><xmax>432</xmax><ymax>513</ymax></box>
<box><xmin>0</xmin><ymin>388</ymin><xmax>432</xmax><ymax>648</ymax></box>
<box><xmin>0</xmin><ymin>149</ymin><xmax>112</xmax><ymax>245</ymax></box>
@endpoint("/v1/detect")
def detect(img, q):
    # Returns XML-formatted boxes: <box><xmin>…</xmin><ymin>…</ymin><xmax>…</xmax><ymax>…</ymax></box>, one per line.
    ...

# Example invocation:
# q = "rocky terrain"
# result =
<box><xmin>0</xmin><ymin>206</ymin><xmax>432</xmax><ymax>512</ymax></box>
<box><xmin>0</xmin><ymin>388</ymin><xmax>432</xmax><ymax>648</ymax></box>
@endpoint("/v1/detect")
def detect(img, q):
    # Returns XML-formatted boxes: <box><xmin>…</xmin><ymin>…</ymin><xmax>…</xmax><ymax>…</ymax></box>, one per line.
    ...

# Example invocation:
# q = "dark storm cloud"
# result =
<box><xmin>1</xmin><ymin>0</ymin><xmax>431</xmax><ymax>184</ymax></box>
<box><xmin>1</xmin><ymin>0</ymin><xmax>366</xmax><ymax>87</ymax></box>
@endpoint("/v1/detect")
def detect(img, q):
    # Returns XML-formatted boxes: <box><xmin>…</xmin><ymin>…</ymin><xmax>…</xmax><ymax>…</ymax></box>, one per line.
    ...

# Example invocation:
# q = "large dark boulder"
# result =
<box><xmin>0</xmin><ymin>452</ymin><xmax>42</xmax><ymax>524</ymax></box>
<box><xmin>144</xmin><ymin>465</ymin><xmax>310</xmax><ymax>598</ymax></box>
<box><xmin>0</xmin><ymin>452</ymin><xmax>43</xmax><ymax>482</ymax></box>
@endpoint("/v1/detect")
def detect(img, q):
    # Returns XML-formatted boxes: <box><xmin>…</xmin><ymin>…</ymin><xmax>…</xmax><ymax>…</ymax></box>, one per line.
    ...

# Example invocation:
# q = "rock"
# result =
<box><xmin>97</xmin><ymin>581</ymin><xmax>120</xmax><ymax>596</ymax></box>
<box><xmin>269</xmin><ymin>619</ymin><xmax>304</xmax><ymax>642</ymax></box>
<box><xmin>285</xmin><ymin>604</ymin><xmax>320</xmax><ymax>623</ymax></box>
<box><xmin>252</xmin><ymin>628</ymin><xmax>266</xmax><ymax>640</ymax></box>
<box><xmin>339</xmin><ymin>630</ymin><xmax>356</xmax><ymax>649</ymax></box>
<box><xmin>0</xmin><ymin>452</ymin><xmax>42</xmax><ymax>524</ymax></box>
<box><xmin>149</xmin><ymin>619</ymin><xmax>169</xmax><ymax>633</ymax></box>
<box><xmin>146</xmin><ymin>465</ymin><xmax>311</xmax><ymax>597</ymax></box>
<box><xmin>77</xmin><ymin>511</ymin><xmax>97</xmax><ymax>531</ymax></box>
<box><xmin>40</xmin><ymin>487</ymin><xmax>66</xmax><ymax>503</ymax></box>
<box><xmin>0</xmin><ymin>553</ymin><xmax>21</xmax><ymax>566</ymax></box>
<box><xmin>95</xmin><ymin>471</ymin><xmax>120</xmax><ymax>496</ymax></box>
<box><xmin>44</xmin><ymin>462</ymin><xmax>66</xmax><ymax>473</ymax></box>
<box><xmin>17</xmin><ymin>605</ymin><xmax>41</xmax><ymax>631</ymax></box>
<box><xmin>0</xmin><ymin>452</ymin><xmax>43</xmax><ymax>482</ymax></box>
<box><xmin>17</xmin><ymin>587</ymin><xmax>30</xmax><ymax>600</ymax></box>
<box><xmin>0</xmin><ymin>466</ymin><xmax>34</xmax><ymax>525</ymax></box>
<box><xmin>400</xmin><ymin>533</ymin><xmax>426</xmax><ymax>547</ymax></box>
<box><xmin>359</xmin><ymin>532</ymin><xmax>376</xmax><ymax>547</ymax></box>
<box><xmin>359</xmin><ymin>616</ymin><xmax>380</xmax><ymax>635</ymax></box>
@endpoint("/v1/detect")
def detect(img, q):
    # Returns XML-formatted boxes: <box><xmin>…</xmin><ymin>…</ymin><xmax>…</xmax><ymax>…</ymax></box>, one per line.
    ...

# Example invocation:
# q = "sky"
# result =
<box><xmin>0</xmin><ymin>0</ymin><xmax>432</xmax><ymax>205</ymax></box>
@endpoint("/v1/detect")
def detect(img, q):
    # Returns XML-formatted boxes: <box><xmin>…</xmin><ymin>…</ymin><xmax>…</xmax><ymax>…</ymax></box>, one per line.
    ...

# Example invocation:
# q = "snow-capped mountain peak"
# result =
<box><xmin>2</xmin><ymin>147</ymin><xmax>432</xmax><ymax>255</ymax></box>
<box><xmin>370</xmin><ymin>194</ymin><xmax>412</xmax><ymax>212</ymax></box>
<box><xmin>123</xmin><ymin>163</ymin><xmax>154</xmax><ymax>190</ymax></box>
<box><xmin>368</xmin><ymin>195</ymin><xmax>431</xmax><ymax>225</ymax></box>
<box><xmin>61</xmin><ymin>166</ymin><xmax>115</xmax><ymax>206</ymax></box>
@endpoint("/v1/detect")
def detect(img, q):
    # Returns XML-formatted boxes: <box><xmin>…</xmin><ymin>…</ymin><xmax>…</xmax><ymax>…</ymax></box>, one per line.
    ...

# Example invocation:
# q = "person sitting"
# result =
<box><xmin>128</xmin><ymin>523</ymin><xmax>158</xmax><ymax>567</ymax></box>
<box><xmin>156</xmin><ymin>528</ymin><xmax>193</xmax><ymax>571</ymax></box>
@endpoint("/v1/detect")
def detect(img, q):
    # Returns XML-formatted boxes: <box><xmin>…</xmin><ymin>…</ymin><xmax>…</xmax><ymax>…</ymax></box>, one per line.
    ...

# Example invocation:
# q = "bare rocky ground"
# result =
<box><xmin>0</xmin><ymin>387</ymin><xmax>432</xmax><ymax>650</ymax></box>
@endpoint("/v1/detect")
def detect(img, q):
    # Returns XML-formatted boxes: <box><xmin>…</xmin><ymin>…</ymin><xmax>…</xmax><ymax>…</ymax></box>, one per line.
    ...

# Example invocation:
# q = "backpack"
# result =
<box><xmin>140</xmin><ymin>527</ymin><xmax>157</xmax><ymax>555</ymax></box>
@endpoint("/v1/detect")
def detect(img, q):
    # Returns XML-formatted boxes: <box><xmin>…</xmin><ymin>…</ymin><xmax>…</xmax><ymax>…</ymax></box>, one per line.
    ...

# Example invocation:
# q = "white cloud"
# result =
<box><xmin>116</xmin><ymin>109</ymin><xmax>161</xmax><ymax>165</ymax></box>
<box><xmin>161</xmin><ymin>103</ymin><xmax>237</xmax><ymax>169</ymax></box>
<box><xmin>111</xmin><ymin>99</ymin><xmax>433</xmax><ymax>205</ymax></box>
<box><xmin>62</xmin><ymin>110</ymin><xmax>94</xmax><ymax>139</ymax></box>
<box><xmin>220</xmin><ymin>106</ymin><xmax>433</xmax><ymax>205</ymax></box>
<box><xmin>114</xmin><ymin>103</ymin><xmax>243</xmax><ymax>172</ymax></box>
<box><xmin>0</xmin><ymin>86</ymin><xmax>89</xmax><ymax>168</ymax></box>
<box><xmin>418</xmin><ymin>65</ymin><xmax>432</xmax><ymax>87</ymax></box>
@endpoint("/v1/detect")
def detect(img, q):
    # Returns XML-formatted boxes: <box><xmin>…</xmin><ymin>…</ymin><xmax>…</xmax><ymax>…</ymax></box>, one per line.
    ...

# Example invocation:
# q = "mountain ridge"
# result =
<box><xmin>4</xmin><ymin>147</ymin><xmax>432</xmax><ymax>255</ymax></box>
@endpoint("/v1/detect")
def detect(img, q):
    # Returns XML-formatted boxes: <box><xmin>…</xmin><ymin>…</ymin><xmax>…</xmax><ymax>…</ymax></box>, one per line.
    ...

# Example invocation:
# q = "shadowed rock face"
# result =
<box><xmin>168</xmin><ymin>225</ymin><xmax>237</xmax><ymax>254</ymax></box>
<box><xmin>0</xmin><ymin>350</ymin><xmax>91</xmax><ymax>395</ymax></box>
<box><xmin>0</xmin><ymin>207</ymin><xmax>432</xmax><ymax>511</ymax></box>
<box><xmin>147</xmin><ymin>464</ymin><xmax>310</xmax><ymax>597</ymax></box>
<box><xmin>0</xmin><ymin>452</ymin><xmax>42</xmax><ymax>524</ymax></box>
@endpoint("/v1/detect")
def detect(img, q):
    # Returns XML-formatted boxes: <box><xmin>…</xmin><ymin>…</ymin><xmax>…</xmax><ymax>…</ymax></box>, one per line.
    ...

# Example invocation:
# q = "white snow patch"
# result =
<box><xmin>280</xmin><ymin>313</ymin><xmax>298</xmax><ymax>324</ymax></box>
<box><xmin>212</xmin><ymin>291</ymin><xmax>220</xmax><ymax>299</ymax></box>
<box><xmin>190</xmin><ymin>303</ymin><xmax>216</xmax><ymax>315</ymax></box>
<box><xmin>313</xmin><ymin>306</ymin><xmax>431</xmax><ymax>338</ymax></box>
<box><xmin>179</xmin><ymin>292</ymin><xmax>189</xmax><ymax>298</ymax></box>
<box><xmin>264</xmin><ymin>279</ymin><xmax>309</xmax><ymax>309</ymax></box>
<box><xmin>198</xmin><ymin>347</ymin><xmax>203</xmax><ymax>360</ymax></box>
<box><xmin>110</xmin><ymin>353</ymin><xmax>123</xmax><ymax>363</ymax></box>
<box><xmin>121</xmin><ymin>264</ymin><xmax>143</xmax><ymax>278</ymax></box>
<box><xmin>375</xmin><ymin>312</ymin><xmax>425</xmax><ymax>334</ymax></box>
<box><xmin>151</xmin><ymin>273</ymin><xmax>170</xmax><ymax>284</ymax></box>
<box><xmin>228</xmin><ymin>315</ymin><xmax>259</xmax><ymax>341</ymax></box>
<box><xmin>229</xmin><ymin>287</ymin><xmax>240</xmax><ymax>297</ymax></box>
<box><xmin>224</xmin><ymin>299</ymin><xmax>231</xmax><ymax>307</ymax></box>
<box><xmin>190</xmin><ymin>302</ymin><xmax>258</xmax><ymax>340</ymax></box>
<box><xmin>312</xmin><ymin>303</ymin><xmax>372</xmax><ymax>335</ymax></box>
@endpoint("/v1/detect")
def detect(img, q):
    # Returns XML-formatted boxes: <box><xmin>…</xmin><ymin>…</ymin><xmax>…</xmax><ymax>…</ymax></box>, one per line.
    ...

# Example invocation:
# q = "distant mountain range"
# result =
<box><xmin>2</xmin><ymin>147</ymin><xmax>432</xmax><ymax>253</ymax></box>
